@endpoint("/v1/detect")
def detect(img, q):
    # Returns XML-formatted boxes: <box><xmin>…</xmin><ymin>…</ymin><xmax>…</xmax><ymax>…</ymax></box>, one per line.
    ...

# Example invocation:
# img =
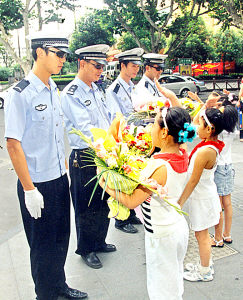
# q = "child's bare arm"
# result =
<box><xmin>178</xmin><ymin>148</ymin><xmax>216</xmax><ymax>207</ymax></box>
<box><xmin>99</xmin><ymin>165</ymin><xmax>166</xmax><ymax>209</ymax></box>
<box><xmin>155</xmin><ymin>79</ymin><xmax>182</xmax><ymax>107</ymax></box>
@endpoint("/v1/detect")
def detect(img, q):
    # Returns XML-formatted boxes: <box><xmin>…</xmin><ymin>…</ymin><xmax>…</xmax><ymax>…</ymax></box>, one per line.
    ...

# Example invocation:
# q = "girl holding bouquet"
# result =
<box><xmin>99</xmin><ymin>106</ymin><xmax>196</xmax><ymax>300</ymax></box>
<box><xmin>178</xmin><ymin>105</ymin><xmax>238</xmax><ymax>282</ymax></box>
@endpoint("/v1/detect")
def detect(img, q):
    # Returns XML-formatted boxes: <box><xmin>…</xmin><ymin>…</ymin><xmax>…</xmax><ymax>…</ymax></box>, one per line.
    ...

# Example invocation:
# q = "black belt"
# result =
<box><xmin>73</xmin><ymin>148</ymin><xmax>89</xmax><ymax>154</ymax></box>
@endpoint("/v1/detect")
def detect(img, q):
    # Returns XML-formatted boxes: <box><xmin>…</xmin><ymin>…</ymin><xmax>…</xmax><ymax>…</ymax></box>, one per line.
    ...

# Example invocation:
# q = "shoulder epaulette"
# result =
<box><xmin>145</xmin><ymin>81</ymin><xmax>149</xmax><ymax>89</ymax></box>
<box><xmin>67</xmin><ymin>85</ymin><xmax>78</xmax><ymax>95</ymax></box>
<box><xmin>13</xmin><ymin>79</ymin><xmax>30</xmax><ymax>93</ymax></box>
<box><xmin>113</xmin><ymin>83</ymin><xmax>120</xmax><ymax>94</ymax></box>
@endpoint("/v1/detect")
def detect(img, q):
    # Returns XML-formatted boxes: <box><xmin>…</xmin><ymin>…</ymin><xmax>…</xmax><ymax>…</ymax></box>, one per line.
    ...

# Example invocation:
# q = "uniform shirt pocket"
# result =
<box><xmin>31</xmin><ymin>110</ymin><xmax>52</xmax><ymax>141</ymax></box>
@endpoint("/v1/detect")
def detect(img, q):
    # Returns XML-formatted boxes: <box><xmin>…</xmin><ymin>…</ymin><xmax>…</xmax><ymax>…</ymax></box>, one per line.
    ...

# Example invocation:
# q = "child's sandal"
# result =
<box><xmin>211</xmin><ymin>238</ymin><xmax>224</xmax><ymax>248</ymax></box>
<box><xmin>223</xmin><ymin>235</ymin><xmax>233</xmax><ymax>244</ymax></box>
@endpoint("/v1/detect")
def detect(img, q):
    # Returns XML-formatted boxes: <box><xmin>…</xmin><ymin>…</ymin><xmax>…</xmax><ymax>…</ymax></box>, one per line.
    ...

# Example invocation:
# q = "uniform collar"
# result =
<box><xmin>118</xmin><ymin>75</ymin><xmax>134</xmax><ymax>91</ymax></box>
<box><xmin>75</xmin><ymin>76</ymin><xmax>99</xmax><ymax>93</ymax></box>
<box><xmin>143</xmin><ymin>75</ymin><xmax>155</xmax><ymax>86</ymax></box>
<box><xmin>27</xmin><ymin>70</ymin><xmax>57</xmax><ymax>93</ymax></box>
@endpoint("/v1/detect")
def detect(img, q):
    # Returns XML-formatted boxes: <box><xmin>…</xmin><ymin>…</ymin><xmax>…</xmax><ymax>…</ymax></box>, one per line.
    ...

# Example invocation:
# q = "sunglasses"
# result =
<box><xmin>149</xmin><ymin>65</ymin><xmax>163</xmax><ymax>71</ymax></box>
<box><xmin>87</xmin><ymin>61</ymin><xmax>104</xmax><ymax>70</ymax></box>
<box><xmin>48</xmin><ymin>49</ymin><xmax>67</xmax><ymax>59</ymax></box>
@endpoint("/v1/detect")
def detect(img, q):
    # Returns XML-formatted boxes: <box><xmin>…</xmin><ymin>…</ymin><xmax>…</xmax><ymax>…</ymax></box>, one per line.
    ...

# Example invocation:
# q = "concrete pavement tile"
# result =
<box><xmin>0</xmin><ymin>242</ymin><xmax>20</xmax><ymax>300</ymax></box>
<box><xmin>95</xmin><ymin>250</ymin><xmax>146</xmax><ymax>292</ymax></box>
<box><xmin>8</xmin><ymin>230</ymin><xmax>30</xmax><ymax>269</ymax></box>
<box><xmin>105</xmin><ymin>220</ymin><xmax>145</xmax><ymax>254</ymax></box>
<box><xmin>59</xmin><ymin>274</ymin><xmax>109</xmax><ymax>300</ymax></box>
<box><xmin>0</xmin><ymin>269</ymin><xmax>20</xmax><ymax>300</ymax></box>
<box><xmin>183</xmin><ymin>255</ymin><xmax>243</xmax><ymax>300</ymax></box>
<box><xmin>184</xmin><ymin>283</ymin><xmax>209</xmax><ymax>300</ymax></box>
<box><xmin>65</xmin><ymin>253</ymin><xmax>101</xmax><ymax>279</ymax></box>
<box><xmin>104</xmin><ymin>279</ymin><xmax>149</xmax><ymax>300</ymax></box>
<box><xmin>13</xmin><ymin>265</ymin><xmax>35</xmax><ymax>300</ymax></box>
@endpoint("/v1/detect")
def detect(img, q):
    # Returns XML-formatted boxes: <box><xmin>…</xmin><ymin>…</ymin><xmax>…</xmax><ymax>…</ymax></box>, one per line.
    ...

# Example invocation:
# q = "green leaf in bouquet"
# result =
<box><xmin>69</xmin><ymin>128</ymin><xmax>93</xmax><ymax>147</ymax></box>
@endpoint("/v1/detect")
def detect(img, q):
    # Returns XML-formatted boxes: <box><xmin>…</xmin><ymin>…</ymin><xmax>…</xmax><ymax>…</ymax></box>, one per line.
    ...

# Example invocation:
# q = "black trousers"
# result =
<box><xmin>115</xmin><ymin>209</ymin><xmax>136</xmax><ymax>226</ymax></box>
<box><xmin>69</xmin><ymin>149</ymin><xmax>110</xmax><ymax>256</ymax></box>
<box><xmin>17</xmin><ymin>174</ymin><xmax>70</xmax><ymax>300</ymax></box>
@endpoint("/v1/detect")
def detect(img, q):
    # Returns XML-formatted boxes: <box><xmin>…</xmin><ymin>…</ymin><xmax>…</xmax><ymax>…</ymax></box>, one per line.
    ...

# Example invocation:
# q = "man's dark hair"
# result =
<box><xmin>120</xmin><ymin>61</ymin><xmax>130</xmax><ymax>68</ymax></box>
<box><xmin>32</xmin><ymin>47</ymin><xmax>49</xmax><ymax>61</ymax></box>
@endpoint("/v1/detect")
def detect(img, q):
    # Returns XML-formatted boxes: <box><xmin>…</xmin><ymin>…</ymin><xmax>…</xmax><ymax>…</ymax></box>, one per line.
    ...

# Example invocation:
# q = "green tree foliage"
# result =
<box><xmin>36</xmin><ymin>0</ymin><xmax>79</xmax><ymax>30</ymax></box>
<box><xmin>210</xmin><ymin>29</ymin><xmax>243</xmax><ymax>66</ymax></box>
<box><xmin>104</xmin><ymin>0</ymin><xmax>243</xmax><ymax>55</ymax></box>
<box><xmin>0</xmin><ymin>0</ymin><xmax>23</xmax><ymax>32</ymax></box>
<box><xmin>105</xmin><ymin>0</ymin><xmax>167</xmax><ymax>52</ymax></box>
<box><xmin>167</xmin><ymin>17</ymin><xmax>214</xmax><ymax>66</ymax></box>
<box><xmin>70</xmin><ymin>9</ymin><xmax>115</xmax><ymax>51</ymax></box>
<box><xmin>207</xmin><ymin>0</ymin><xmax>243</xmax><ymax>30</ymax></box>
<box><xmin>0</xmin><ymin>0</ymin><xmax>79</xmax><ymax>75</ymax></box>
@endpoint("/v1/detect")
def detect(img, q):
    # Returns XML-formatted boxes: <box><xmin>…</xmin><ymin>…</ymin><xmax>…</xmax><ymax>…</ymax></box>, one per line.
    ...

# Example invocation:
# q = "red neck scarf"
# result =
<box><xmin>189</xmin><ymin>140</ymin><xmax>225</xmax><ymax>162</ymax></box>
<box><xmin>153</xmin><ymin>148</ymin><xmax>189</xmax><ymax>173</ymax></box>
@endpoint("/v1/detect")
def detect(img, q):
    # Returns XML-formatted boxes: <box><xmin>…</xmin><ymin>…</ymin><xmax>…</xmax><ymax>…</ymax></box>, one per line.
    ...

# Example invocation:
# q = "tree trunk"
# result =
<box><xmin>37</xmin><ymin>0</ymin><xmax>43</xmax><ymax>31</ymax></box>
<box><xmin>0</xmin><ymin>22</ymin><xmax>31</xmax><ymax>75</ymax></box>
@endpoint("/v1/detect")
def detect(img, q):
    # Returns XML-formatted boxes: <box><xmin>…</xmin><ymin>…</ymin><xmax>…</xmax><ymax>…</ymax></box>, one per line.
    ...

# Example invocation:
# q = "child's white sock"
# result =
<box><xmin>198</xmin><ymin>264</ymin><xmax>211</xmax><ymax>275</ymax></box>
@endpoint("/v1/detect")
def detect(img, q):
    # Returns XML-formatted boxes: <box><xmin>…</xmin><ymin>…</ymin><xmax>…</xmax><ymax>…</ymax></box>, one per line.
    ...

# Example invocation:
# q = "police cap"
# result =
<box><xmin>143</xmin><ymin>53</ymin><xmax>168</xmax><ymax>68</ymax></box>
<box><xmin>75</xmin><ymin>44</ymin><xmax>110</xmax><ymax>65</ymax></box>
<box><xmin>30</xmin><ymin>32</ymin><xmax>71</xmax><ymax>53</ymax></box>
<box><xmin>115</xmin><ymin>48</ymin><xmax>144</xmax><ymax>65</ymax></box>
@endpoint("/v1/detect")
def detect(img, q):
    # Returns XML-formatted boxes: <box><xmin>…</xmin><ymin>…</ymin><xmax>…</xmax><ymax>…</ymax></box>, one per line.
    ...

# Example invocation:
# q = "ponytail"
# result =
<box><xmin>222</xmin><ymin>105</ymin><xmax>238</xmax><ymax>133</ymax></box>
<box><xmin>205</xmin><ymin>106</ymin><xmax>238</xmax><ymax>136</ymax></box>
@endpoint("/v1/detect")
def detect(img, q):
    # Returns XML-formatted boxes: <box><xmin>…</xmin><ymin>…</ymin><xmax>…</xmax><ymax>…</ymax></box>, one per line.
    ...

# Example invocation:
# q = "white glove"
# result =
<box><xmin>24</xmin><ymin>188</ymin><xmax>44</xmax><ymax>219</ymax></box>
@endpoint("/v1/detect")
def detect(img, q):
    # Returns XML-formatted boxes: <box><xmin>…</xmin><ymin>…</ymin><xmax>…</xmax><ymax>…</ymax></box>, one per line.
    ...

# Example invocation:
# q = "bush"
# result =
<box><xmin>195</xmin><ymin>73</ymin><xmax>243</xmax><ymax>80</ymax></box>
<box><xmin>52</xmin><ymin>78</ymin><xmax>74</xmax><ymax>85</ymax></box>
<box><xmin>0</xmin><ymin>67</ymin><xmax>13</xmax><ymax>81</ymax></box>
<box><xmin>52</xmin><ymin>74</ymin><xmax>76</xmax><ymax>79</ymax></box>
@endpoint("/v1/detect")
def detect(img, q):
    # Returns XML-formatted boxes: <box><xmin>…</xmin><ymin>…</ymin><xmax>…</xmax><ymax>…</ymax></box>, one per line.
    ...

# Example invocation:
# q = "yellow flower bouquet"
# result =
<box><xmin>180</xmin><ymin>97</ymin><xmax>201</xmax><ymax>118</ymax></box>
<box><xmin>70</xmin><ymin>116</ymin><xmax>186</xmax><ymax>220</ymax></box>
<box><xmin>127</xmin><ymin>99</ymin><xmax>171</xmax><ymax>125</ymax></box>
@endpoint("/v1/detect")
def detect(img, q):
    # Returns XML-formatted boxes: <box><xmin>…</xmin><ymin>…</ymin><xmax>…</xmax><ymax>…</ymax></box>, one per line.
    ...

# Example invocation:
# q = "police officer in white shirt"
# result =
<box><xmin>61</xmin><ymin>45</ymin><xmax>116</xmax><ymax>269</ymax></box>
<box><xmin>106</xmin><ymin>48</ymin><xmax>144</xmax><ymax>120</ymax></box>
<box><xmin>4</xmin><ymin>33</ymin><xmax>87</xmax><ymax>300</ymax></box>
<box><xmin>133</xmin><ymin>53</ymin><xmax>167</xmax><ymax>110</ymax></box>
<box><xmin>106</xmin><ymin>48</ymin><xmax>144</xmax><ymax>234</ymax></box>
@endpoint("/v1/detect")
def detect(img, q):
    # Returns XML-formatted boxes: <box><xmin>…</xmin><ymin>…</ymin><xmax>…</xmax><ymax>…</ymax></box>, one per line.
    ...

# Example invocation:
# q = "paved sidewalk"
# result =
<box><xmin>1</xmin><ymin>139</ymin><xmax>243</xmax><ymax>300</ymax></box>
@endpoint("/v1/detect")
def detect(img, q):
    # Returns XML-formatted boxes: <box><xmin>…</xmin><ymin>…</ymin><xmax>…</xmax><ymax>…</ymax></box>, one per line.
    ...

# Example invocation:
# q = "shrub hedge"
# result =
<box><xmin>195</xmin><ymin>73</ymin><xmax>243</xmax><ymax>80</ymax></box>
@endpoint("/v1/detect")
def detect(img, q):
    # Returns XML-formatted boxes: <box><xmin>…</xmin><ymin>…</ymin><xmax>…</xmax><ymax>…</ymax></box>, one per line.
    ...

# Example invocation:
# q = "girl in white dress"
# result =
<box><xmin>99</xmin><ymin>106</ymin><xmax>196</xmax><ymax>300</ymax></box>
<box><xmin>178</xmin><ymin>105</ymin><xmax>238</xmax><ymax>282</ymax></box>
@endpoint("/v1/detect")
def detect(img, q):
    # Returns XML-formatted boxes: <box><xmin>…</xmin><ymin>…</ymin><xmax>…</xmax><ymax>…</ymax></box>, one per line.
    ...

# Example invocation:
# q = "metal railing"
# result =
<box><xmin>205</xmin><ymin>78</ymin><xmax>241</xmax><ymax>91</ymax></box>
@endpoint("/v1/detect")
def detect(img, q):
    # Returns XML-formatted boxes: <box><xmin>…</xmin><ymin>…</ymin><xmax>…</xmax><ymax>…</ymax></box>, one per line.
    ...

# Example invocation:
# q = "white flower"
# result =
<box><xmin>120</xmin><ymin>143</ymin><xmax>129</xmax><ymax>155</ymax></box>
<box><xmin>106</xmin><ymin>157</ymin><xmax>118</xmax><ymax>168</ymax></box>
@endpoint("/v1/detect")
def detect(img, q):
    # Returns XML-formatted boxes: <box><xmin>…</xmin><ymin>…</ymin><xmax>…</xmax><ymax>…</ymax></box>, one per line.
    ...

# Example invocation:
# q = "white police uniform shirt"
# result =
<box><xmin>132</xmin><ymin>75</ymin><xmax>167</xmax><ymax>110</ymax></box>
<box><xmin>135</xmin><ymin>75</ymin><xmax>161</xmax><ymax>97</ymax></box>
<box><xmin>106</xmin><ymin>75</ymin><xmax>134</xmax><ymax>120</ymax></box>
<box><xmin>4</xmin><ymin>71</ymin><xmax>66</xmax><ymax>183</ymax></box>
<box><xmin>61</xmin><ymin>76</ymin><xmax>111</xmax><ymax>149</ymax></box>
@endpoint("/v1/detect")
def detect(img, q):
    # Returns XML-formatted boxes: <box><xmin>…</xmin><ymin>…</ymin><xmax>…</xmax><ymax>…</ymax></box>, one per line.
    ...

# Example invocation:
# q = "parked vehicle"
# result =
<box><xmin>0</xmin><ymin>91</ymin><xmax>6</xmax><ymax>109</ymax></box>
<box><xmin>158</xmin><ymin>75</ymin><xmax>197</xmax><ymax>97</ymax></box>
<box><xmin>0</xmin><ymin>86</ymin><xmax>12</xmax><ymax>109</ymax></box>
<box><xmin>183</xmin><ymin>76</ymin><xmax>207</xmax><ymax>94</ymax></box>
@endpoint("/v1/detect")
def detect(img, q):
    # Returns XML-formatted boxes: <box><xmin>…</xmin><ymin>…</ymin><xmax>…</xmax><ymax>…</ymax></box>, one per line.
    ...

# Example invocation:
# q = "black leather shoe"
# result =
<box><xmin>97</xmin><ymin>243</ymin><xmax>117</xmax><ymax>253</ymax></box>
<box><xmin>59</xmin><ymin>286</ymin><xmax>88</xmax><ymax>299</ymax></box>
<box><xmin>81</xmin><ymin>252</ymin><xmax>102</xmax><ymax>269</ymax></box>
<box><xmin>115</xmin><ymin>223</ymin><xmax>138</xmax><ymax>234</ymax></box>
<box><xmin>129</xmin><ymin>216</ymin><xmax>142</xmax><ymax>225</ymax></box>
